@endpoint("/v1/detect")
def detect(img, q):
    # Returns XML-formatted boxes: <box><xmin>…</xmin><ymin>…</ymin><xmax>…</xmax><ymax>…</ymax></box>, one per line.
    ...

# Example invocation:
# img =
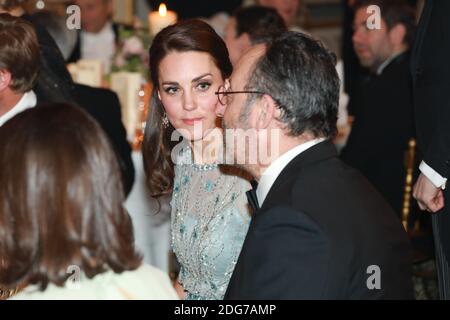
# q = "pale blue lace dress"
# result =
<box><xmin>171</xmin><ymin>145</ymin><xmax>251</xmax><ymax>300</ymax></box>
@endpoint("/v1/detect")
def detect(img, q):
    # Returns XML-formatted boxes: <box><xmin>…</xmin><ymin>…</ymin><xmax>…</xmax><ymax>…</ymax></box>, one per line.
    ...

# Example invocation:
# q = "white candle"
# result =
<box><xmin>148</xmin><ymin>3</ymin><xmax>178</xmax><ymax>37</ymax></box>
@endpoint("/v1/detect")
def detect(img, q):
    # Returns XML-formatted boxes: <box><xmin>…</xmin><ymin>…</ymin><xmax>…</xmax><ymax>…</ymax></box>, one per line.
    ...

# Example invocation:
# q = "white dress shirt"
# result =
<box><xmin>0</xmin><ymin>91</ymin><xmax>36</xmax><ymax>127</ymax></box>
<box><xmin>256</xmin><ymin>138</ymin><xmax>326</xmax><ymax>206</ymax></box>
<box><xmin>81</xmin><ymin>22</ymin><xmax>115</xmax><ymax>74</ymax></box>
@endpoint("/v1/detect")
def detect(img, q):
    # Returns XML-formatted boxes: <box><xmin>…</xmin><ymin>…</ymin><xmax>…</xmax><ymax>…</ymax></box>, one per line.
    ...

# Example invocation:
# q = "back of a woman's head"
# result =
<box><xmin>0</xmin><ymin>104</ymin><xmax>141</xmax><ymax>290</ymax></box>
<box><xmin>144</xmin><ymin>19</ymin><xmax>232</xmax><ymax>198</ymax></box>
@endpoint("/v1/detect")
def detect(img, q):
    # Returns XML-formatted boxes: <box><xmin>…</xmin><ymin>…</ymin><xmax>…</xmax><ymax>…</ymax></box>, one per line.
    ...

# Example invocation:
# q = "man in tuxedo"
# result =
<box><xmin>217</xmin><ymin>32</ymin><xmax>413</xmax><ymax>299</ymax></box>
<box><xmin>0</xmin><ymin>13</ymin><xmax>134</xmax><ymax>195</ymax></box>
<box><xmin>411</xmin><ymin>0</ymin><xmax>450</xmax><ymax>299</ymax></box>
<box><xmin>340</xmin><ymin>0</ymin><xmax>416</xmax><ymax>216</ymax></box>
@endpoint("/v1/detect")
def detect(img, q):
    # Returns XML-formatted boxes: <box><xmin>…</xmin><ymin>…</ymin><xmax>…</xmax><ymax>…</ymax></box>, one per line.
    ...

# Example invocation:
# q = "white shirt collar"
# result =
<box><xmin>256</xmin><ymin>137</ymin><xmax>326</xmax><ymax>206</ymax></box>
<box><xmin>0</xmin><ymin>90</ymin><xmax>36</xmax><ymax>127</ymax></box>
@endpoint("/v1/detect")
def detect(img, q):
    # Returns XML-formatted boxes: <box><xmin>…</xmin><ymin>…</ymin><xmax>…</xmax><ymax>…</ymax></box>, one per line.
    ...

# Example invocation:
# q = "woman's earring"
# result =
<box><xmin>162</xmin><ymin>113</ymin><xmax>170</xmax><ymax>129</ymax></box>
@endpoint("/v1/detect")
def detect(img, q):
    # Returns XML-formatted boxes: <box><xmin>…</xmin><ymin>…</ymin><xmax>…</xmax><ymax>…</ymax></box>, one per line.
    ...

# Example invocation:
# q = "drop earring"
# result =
<box><xmin>162</xmin><ymin>112</ymin><xmax>169</xmax><ymax>128</ymax></box>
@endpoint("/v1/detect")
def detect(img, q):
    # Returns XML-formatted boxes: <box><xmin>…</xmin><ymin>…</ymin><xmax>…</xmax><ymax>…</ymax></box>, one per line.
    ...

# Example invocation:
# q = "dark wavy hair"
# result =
<box><xmin>142</xmin><ymin>19</ymin><xmax>232</xmax><ymax>198</ymax></box>
<box><xmin>0</xmin><ymin>104</ymin><xmax>141</xmax><ymax>291</ymax></box>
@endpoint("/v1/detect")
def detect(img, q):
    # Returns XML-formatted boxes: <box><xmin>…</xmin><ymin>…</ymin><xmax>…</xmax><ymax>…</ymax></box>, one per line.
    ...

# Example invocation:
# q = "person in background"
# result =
<box><xmin>0</xmin><ymin>0</ymin><xmax>75</xmax><ymax>103</ymax></box>
<box><xmin>31</xmin><ymin>9</ymin><xmax>78</xmax><ymax>61</ymax></box>
<box><xmin>68</xmin><ymin>0</ymin><xmax>117</xmax><ymax>73</ymax></box>
<box><xmin>340</xmin><ymin>0</ymin><xmax>416</xmax><ymax>217</ymax></box>
<box><xmin>0</xmin><ymin>104</ymin><xmax>178</xmax><ymax>300</ymax></box>
<box><xmin>224</xmin><ymin>5</ymin><xmax>287</xmax><ymax>66</ymax></box>
<box><xmin>0</xmin><ymin>12</ymin><xmax>135</xmax><ymax>196</ymax></box>
<box><xmin>32</xmin><ymin>10</ymin><xmax>135</xmax><ymax>193</ymax></box>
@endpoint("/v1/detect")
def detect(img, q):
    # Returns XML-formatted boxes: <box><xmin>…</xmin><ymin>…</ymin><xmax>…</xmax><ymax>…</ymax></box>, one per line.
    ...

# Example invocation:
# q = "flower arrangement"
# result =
<box><xmin>111</xmin><ymin>26</ymin><xmax>152</xmax><ymax>80</ymax></box>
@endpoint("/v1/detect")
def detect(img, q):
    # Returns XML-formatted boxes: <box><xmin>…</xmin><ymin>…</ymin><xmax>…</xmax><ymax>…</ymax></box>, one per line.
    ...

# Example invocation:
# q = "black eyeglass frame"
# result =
<box><xmin>215</xmin><ymin>85</ymin><xmax>265</xmax><ymax>106</ymax></box>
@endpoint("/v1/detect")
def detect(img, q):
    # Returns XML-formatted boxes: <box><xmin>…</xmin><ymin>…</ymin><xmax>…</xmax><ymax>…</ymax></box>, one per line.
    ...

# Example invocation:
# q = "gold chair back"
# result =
<box><xmin>402</xmin><ymin>138</ymin><xmax>417</xmax><ymax>231</ymax></box>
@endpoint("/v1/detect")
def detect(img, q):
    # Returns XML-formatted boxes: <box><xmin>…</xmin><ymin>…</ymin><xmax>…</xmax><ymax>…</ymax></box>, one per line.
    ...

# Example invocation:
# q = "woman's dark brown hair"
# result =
<box><xmin>0</xmin><ymin>104</ymin><xmax>141</xmax><ymax>290</ymax></box>
<box><xmin>142</xmin><ymin>19</ymin><xmax>232</xmax><ymax>198</ymax></box>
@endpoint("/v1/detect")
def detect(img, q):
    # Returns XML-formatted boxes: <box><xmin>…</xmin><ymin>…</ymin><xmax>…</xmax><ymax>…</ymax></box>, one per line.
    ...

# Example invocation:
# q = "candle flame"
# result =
<box><xmin>159</xmin><ymin>3</ymin><xmax>167</xmax><ymax>17</ymax></box>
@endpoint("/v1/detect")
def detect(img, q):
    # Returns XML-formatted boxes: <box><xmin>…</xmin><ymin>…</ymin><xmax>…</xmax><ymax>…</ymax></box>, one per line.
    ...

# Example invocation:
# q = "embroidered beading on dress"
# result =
<box><xmin>171</xmin><ymin>145</ymin><xmax>251</xmax><ymax>300</ymax></box>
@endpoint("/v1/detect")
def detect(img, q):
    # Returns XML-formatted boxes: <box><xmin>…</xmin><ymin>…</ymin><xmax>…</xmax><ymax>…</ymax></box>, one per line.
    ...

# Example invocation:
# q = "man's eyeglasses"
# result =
<box><xmin>215</xmin><ymin>85</ymin><xmax>265</xmax><ymax>106</ymax></box>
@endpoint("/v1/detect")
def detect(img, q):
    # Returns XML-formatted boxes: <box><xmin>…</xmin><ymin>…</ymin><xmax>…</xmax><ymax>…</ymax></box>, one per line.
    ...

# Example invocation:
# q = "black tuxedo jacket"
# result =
<box><xmin>67</xmin><ymin>23</ymin><xmax>120</xmax><ymax>64</ymax></box>
<box><xmin>35</xmin><ymin>84</ymin><xmax>135</xmax><ymax>196</ymax></box>
<box><xmin>225</xmin><ymin>141</ymin><xmax>414</xmax><ymax>299</ymax></box>
<box><xmin>410</xmin><ymin>0</ymin><xmax>450</xmax><ymax>259</ymax></box>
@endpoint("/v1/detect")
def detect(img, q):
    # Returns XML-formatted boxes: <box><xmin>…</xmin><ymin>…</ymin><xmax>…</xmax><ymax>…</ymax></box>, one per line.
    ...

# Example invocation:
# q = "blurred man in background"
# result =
<box><xmin>340</xmin><ymin>0</ymin><xmax>416</xmax><ymax>217</ymax></box>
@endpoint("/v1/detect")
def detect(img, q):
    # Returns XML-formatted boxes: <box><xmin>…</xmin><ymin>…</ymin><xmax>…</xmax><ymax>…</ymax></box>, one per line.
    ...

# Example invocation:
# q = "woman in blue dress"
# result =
<box><xmin>142</xmin><ymin>19</ymin><xmax>251</xmax><ymax>300</ymax></box>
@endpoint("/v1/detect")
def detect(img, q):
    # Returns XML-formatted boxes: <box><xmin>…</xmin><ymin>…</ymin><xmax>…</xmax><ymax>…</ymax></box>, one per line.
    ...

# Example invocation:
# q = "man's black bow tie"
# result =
<box><xmin>246</xmin><ymin>180</ymin><xmax>260</xmax><ymax>213</ymax></box>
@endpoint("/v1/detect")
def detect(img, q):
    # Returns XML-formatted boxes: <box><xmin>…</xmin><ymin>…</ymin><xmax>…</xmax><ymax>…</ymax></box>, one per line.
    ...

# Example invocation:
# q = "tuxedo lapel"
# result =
<box><xmin>246</xmin><ymin>179</ymin><xmax>260</xmax><ymax>213</ymax></box>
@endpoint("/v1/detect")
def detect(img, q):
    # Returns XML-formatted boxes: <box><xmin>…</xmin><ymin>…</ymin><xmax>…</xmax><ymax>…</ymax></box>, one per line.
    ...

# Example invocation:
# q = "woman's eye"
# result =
<box><xmin>164</xmin><ymin>86</ymin><xmax>179</xmax><ymax>95</ymax></box>
<box><xmin>197</xmin><ymin>82</ymin><xmax>211</xmax><ymax>91</ymax></box>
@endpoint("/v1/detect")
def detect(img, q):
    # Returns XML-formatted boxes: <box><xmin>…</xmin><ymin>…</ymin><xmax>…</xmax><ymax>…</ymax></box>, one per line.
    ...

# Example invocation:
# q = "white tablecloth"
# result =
<box><xmin>125</xmin><ymin>151</ymin><xmax>171</xmax><ymax>273</ymax></box>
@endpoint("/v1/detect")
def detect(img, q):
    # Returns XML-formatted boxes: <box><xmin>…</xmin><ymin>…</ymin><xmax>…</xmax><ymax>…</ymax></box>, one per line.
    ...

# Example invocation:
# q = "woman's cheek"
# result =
<box><xmin>199</xmin><ymin>93</ymin><xmax>219</xmax><ymax>112</ymax></box>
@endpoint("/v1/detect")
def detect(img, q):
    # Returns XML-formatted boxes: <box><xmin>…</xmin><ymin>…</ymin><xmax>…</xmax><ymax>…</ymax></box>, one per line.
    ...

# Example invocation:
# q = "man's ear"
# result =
<box><xmin>0</xmin><ymin>70</ymin><xmax>12</xmax><ymax>91</ymax></box>
<box><xmin>249</xmin><ymin>94</ymin><xmax>277</xmax><ymax>130</ymax></box>
<box><xmin>389</xmin><ymin>24</ymin><xmax>407</xmax><ymax>48</ymax></box>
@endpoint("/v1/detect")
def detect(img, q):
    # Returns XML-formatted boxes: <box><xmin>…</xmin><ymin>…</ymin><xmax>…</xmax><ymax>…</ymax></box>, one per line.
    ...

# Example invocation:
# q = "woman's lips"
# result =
<box><xmin>182</xmin><ymin>118</ymin><xmax>204</xmax><ymax>126</ymax></box>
